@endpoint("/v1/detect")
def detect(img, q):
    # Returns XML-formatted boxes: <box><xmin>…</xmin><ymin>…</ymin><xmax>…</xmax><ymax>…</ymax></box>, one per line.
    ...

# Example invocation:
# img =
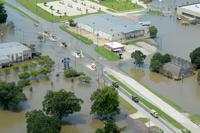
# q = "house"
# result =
<box><xmin>104</xmin><ymin>42</ymin><xmax>124</xmax><ymax>52</ymax></box>
<box><xmin>177</xmin><ymin>4</ymin><xmax>200</xmax><ymax>20</ymax></box>
<box><xmin>0</xmin><ymin>42</ymin><xmax>32</xmax><ymax>68</ymax></box>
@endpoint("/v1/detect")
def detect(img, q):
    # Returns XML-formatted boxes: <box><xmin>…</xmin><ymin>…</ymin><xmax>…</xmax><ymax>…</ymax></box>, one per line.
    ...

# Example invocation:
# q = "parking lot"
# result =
<box><xmin>37</xmin><ymin>0</ymin><xmax>107</xmax><ymax>16</ymax></box>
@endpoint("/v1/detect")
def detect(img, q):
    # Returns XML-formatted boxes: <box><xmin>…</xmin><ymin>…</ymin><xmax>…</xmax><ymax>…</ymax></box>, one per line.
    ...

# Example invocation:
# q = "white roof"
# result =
<box><xmin>105</xmin><ymin>42</ymin><xmax>124</xmax><ymax>49</ymax></box>
<box><xmin>0</xmin><ymin>42</ymin><xmax>30</xmax><ymax>57</ymax></box>
<box><xmin>0</xmin><ymin>56</ymin><xmax>10</xmax><ymax>64</ymax></box>
<box><xmin>181</xmin><ymin>4</ymin><xmax>200</xmax><ymax>13</ymax></box>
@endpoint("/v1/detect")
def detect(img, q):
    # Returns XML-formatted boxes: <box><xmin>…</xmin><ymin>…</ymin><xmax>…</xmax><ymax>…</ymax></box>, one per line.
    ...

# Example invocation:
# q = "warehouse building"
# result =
<box><xmin>177</xmin><ymin>3</ymin><xmax>200</xmax><ymax>19</ymax></box>
<box><xmin>0</xmin><ymin>42</ymin><xmax>32</xmax><ymax>68</ymax></box>
<box><xmin>74</xmin><ymin>14</ymin><xmax>145</xmax><ymax>41</ymax></box>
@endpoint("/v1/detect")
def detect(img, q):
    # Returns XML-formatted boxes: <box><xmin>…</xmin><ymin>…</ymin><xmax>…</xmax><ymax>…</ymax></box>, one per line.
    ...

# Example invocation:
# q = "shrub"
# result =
<box><xmin>64</xmin><ymin>69</ymin><xmax>80</xmax><ymax>78</ymax></box>
<box><xmin>18</xmin><ymin>72</ymin><xmax>31</xmax><ymax>79</ymax></box>
<box><xmin>17</xmin><ymin>79</ymin><xmax>31</xmax><ymax>88</ymax></box>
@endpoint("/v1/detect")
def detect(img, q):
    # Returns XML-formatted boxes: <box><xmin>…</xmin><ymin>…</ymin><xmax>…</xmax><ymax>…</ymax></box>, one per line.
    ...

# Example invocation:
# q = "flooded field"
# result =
<box><xmin>119</xmin><ymin>60</ymin><xmax>200</xmax><ymax>115</ymax></box>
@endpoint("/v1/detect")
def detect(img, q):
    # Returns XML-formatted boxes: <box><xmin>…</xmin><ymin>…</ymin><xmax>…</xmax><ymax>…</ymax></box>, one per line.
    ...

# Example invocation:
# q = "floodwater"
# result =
<box><xmin>0</xmin><ymin>5</ymin><xmax>148</xmax><ymax>133</ymax></box>
<box><xmin>119</xmin><ymin>60</ymin><xmax>200</xmax><ymax>115</ymax></box>
<box><xmin>138</xmin><ymin>0</ymin><xmax>200</xmax><ymax>60</ymax></box>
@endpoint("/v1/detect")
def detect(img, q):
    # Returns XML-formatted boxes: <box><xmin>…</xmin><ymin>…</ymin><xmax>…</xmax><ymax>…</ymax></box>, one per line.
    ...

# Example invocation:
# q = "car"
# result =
<box><xmin>150</xmin><ymin>109</ymin><xmax>159</xmax><ymax>118</ymax></box>
<box><xmin>112</xmin><ymin>82</ymin><xmax>119</xmax><ymax>88</ymax></box>
<box><xmin>131</xmin><ymin>96</ymin><xmax>139</xmax><ymax>103</ymax></box>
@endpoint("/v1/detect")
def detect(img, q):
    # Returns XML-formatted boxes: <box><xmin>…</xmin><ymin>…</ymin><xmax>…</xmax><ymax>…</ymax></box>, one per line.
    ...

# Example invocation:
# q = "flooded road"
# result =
<box><xmin>0</xmin><ymin>5</ymin><xmax>148</xmax><ymax>133</ymax></box>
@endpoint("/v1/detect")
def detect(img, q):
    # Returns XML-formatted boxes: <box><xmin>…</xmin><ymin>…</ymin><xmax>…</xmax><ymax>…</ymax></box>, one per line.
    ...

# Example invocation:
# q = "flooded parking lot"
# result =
<box><xmin>0</xmin><ymin>5</ymin><xmax>148</xmax><ymax>133</ymax></box>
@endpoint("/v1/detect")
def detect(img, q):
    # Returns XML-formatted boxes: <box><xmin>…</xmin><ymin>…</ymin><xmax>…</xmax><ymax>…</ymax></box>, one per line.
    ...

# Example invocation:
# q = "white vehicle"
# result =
<box><xmin>86</xmin><ymin>63</ymin><xmax>96</xmax><ymax>71</ymax></box>
<box><xmin>150</xmin><ymin>109</ymin><xmax>159</xmax><ymax>118</ymax></box>
<box><xmin>72</xmin><ymin>50</ymin><xmax>84</xmax><ymax>58</ymax></box>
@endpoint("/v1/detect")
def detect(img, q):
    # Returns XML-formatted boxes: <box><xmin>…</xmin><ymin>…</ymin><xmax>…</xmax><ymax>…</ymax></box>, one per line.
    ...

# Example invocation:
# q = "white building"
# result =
<box><xmin>104</xmin><ymin>42</ymin><xmax>124</xmax><ymax>52</ymax></box>
<box><xmin>74</xmin><ymin>14</ymin><xmax>145</xmax><ymax>41</ymax></box>
<box><xmin>0</xmin><ymin>42</ymin><xmax>32</xmax><ymax>68</ymax></box>
<box><xmin>177</xmin><ymin>4</ymin><xmax>200</xmax><ymax>19</ymax></box>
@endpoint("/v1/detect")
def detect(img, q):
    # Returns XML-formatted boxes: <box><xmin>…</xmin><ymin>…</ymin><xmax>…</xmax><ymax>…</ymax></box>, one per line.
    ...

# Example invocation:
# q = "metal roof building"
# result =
<box><xmin>0</xmin><ymin>42</ymin><xmax>32</xmax><ymax>68</ymax></box>
<box><xmin>177</xmin><ymin>4</ymin><xmax>200</xmax><ymax>19</ymax></box>
<box><xmin>74</xmin><ymin>14</ymin><xmax>145</xmax><ymax>41</ymax></box>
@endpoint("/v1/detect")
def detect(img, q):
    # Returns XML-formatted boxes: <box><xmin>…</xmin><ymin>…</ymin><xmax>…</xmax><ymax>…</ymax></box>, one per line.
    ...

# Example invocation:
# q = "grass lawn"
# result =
<box><xmin>0</xmin><ymin>0</ymin><xmax>38</xmax><ymax>23</ymax></box>
<box><xmin>189</xmin><ymin>115</ymin><xmax>200</xmax><ymax>125</ymax></box>
<box><xmin>119</xmin><ymin>97</ymin><xmax>137</xmax><ymax>114</ymax></box>
<box><xmin>146</xmin><ymin>10</ymin><xmax>164</xmax><ymax>16</ymax></box>
<box><xmin>108</xmin><ymin>74</ymin><xmax>186</xmax><ymax>130</ymax></box>
<box><xmin>60</xmin><ymin>26</ymin><xmax>93</xmax><ymax>45</ymax></box>
<box><xmin>95</xmin><ymin>46</ymin><xmax>120</xmax><ymax>61</ymax></box>
<box><xmin>136</xmin><ymin>117</ymin><xmax>149</xmax><ymax>123</ymax></box>
<box><xmin>99</xmin><ymin>0</ymin><xmax>142</xmax><ymax>12</ymax></box>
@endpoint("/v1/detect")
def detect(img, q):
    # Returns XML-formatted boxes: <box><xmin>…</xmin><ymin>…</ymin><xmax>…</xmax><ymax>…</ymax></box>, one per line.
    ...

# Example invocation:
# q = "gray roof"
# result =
<box><xmin>163</xmin><ymin>63</ymin><xmax>181</xmax><ymax>78</ymax></box>
<box><xmin>75</xmin><ymin>13</ymin><xmax>144</xmax><ymax>35</ymax></box>
<box><xmin>0</xmin><ymin>42</ymin><xmax>30</xmax><ymax>57</ymax></box>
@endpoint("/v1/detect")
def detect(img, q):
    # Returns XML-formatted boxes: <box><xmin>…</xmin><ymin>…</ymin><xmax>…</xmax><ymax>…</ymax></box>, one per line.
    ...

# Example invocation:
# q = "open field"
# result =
<box><xmin>97</xmin><ymin>0</ymin><xmax>142</xmax><ymax>12</ymax></box>
<box><xmin>60</xmin><ymin>26</ymin><xmax>93</xmax><ymax>45</ymax></box>
<box><xmin>95</xmin><ymin>46</ymin><xmax>120</xmax><ymax>61</ymax></box>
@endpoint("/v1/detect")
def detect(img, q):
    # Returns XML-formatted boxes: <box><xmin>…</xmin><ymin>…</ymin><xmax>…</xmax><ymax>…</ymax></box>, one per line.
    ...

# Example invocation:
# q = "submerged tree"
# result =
<box><xmin>149</xmin><ymin>25</ymin><xmax>158</xmax><ymax>38</ymax></box>
<box><xmin>26</xmin><ymin>110</ymin><xmax>61</xmax><ymax>133</ymax></box>
<box><xmin>43</xmin><ymin>89</ymin><xmax>83</xmax><ymax>120</ymax></box>
<box><xmin>0</xmin><ymin>3</ymin><xmax>7</xmax><ymax>23</ymax></box>
<box><xmin>90</xmin><ymin>86</ymin><xmax>120</xmax><ymax>119</ymax></box>
<box><xmin>0</xmin><ymin>81</ymin><xmax>26</xmax><ymax>110</ymax></box>
<box><xmin>131</xmin><ymin>50</ymin><xmax>146</xmax><ymax>67</ymax></box>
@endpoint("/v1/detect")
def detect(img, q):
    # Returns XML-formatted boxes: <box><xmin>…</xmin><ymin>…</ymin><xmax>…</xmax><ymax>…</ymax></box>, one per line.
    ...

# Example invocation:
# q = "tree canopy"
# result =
<box><xmin>90</xmin><ymin>86</ymin><xmax>120</xmax><ymax>119</ymax></box>
<box><xmin>150</xmin><ymin>52</ymin><xmax>171</xmax><ymax>72</ymax></box>
<box><xmin>26</xmin><ymin>110</ymin><xmax>61</xmax><ymax>133</ymax></box>
<box><xmin>43</xmin><ymin>89</ymin><xmax>83</xmax><ymax>119</ymax></box>
<box><xmin>0</xmin><ymin>81</ymin><xmax>26</xmax><ymax>110</ymax></box>
<box><xmin>190</xmin><ymin>47</ymin><xmax>200</xmax><ymax>69</ymax></box>
<box><xmin>0</xmin><ymin>3</ymin><xmax>7</xmax><ymax>23</ymax></box>
<box><xmin>131</xmin><ymin>50</ymin><xmax>146</xmax><ymax>67</ymax></box>
<box><xmin>149</xmin><ymin>26</ymin><xmax>158</xmax><ymax>38</ymax></box>
<box><xmin>96</xmin><ymin>119</ymin><xmax>122</xmax><ymax>133</ymax></box>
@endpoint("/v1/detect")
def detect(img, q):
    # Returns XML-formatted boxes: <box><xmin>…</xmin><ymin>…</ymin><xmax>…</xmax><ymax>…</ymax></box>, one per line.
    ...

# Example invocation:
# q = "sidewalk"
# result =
<box><xmin>104</xmin><ymin>67</ymin><xmax>200</xmax><ymax>133</ymax></box>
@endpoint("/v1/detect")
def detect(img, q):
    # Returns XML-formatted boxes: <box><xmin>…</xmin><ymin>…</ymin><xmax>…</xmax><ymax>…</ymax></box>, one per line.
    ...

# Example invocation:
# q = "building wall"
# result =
<box><xmin>177</xmin><ymin>7</ymin><xmax>200</xmax><ymax>19</ymax></box>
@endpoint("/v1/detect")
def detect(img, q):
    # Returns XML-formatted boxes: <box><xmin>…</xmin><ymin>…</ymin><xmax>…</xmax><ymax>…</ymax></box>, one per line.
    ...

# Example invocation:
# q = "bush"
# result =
<box><xmin>39</xmin><ymin>67</ymin><xmax>53</xmax><ymax>75</ymax></box>
<box><xmin>190</xmin><ymin>47</ymin><xmax>200</xmax><ymax>69</ymax></box>
<box><xmin>12</xmin><ymin>66</ymin><xmax>20</xmax><ymax>72</ymax></box>
<box><xmin>69</xmin><ymin>19</ymin><xmax>77</xmax><ymax>27</ymax></box>
<box><xmin>2</xmin><ymin>68</ymin><xmax>10</xmax><ymax>75</ymax></box>
<box><xmin>17</xmin><ymin>79</ymin><xmax>31</xmax><ymax>88</ymax></box>
<box><xmin>149</xmin><ymin>26</ymin><xmax>158</xmax><ymax>38</ymax></box>
<box><xmin>18</xmin><ymin>72</ymin><xmax>31</xmax><ymax>79</ymax></box>
<box><xmin>79</xmin><ymin>76</ymin><xmax>91</xmax><ymax>83</ymax></box>
<box><xmin>21</xmin><ymin>63</ymin><xmax>29</xmax><ymax>71</ymax></box>
<box><xmin>64</xmin><ymin>69</ymin><xmax>81</xmax><ymax>78</ymax></box>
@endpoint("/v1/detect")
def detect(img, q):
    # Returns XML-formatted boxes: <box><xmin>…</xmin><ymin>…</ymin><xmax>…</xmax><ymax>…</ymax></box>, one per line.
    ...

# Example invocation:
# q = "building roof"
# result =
<box><xmin>75</xmin><ymin>14</ymin><xmax>144</xmax><ymax>35</ymax></box>
<box><xmin>180</xmin><ymin>4</ymin><xmax>200</xmax><ymax>13</ymax></box>
<box><xmin>0</xmin><ymin>42</ymin><xmax>30</xmax><ymax>57</ymax></box>
<box><xmin>163</xmin><ymin>63</ymin><xmax>181</xmax><ymax>78</ymax></box>
<box><xmin>105</xmin><ymin>42</ymin><xmax>124</xmax><ymax>49</ymax></box>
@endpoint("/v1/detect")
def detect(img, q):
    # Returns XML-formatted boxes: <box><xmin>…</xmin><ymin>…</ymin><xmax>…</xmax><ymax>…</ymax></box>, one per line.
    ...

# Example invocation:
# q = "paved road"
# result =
<box><xmin>5</xmin><ymin>1</ymin><xmax>199</xmax><ymax>132</ymax></box>
<box><xmin>104</xmin><ymin>67</ymin><xmax>200</xmax><ymax>133</ymax></box>
<box><xmin>103</xmin><ymin>73</ymin><xmax>178</xmax><ymax>133</ymax></box>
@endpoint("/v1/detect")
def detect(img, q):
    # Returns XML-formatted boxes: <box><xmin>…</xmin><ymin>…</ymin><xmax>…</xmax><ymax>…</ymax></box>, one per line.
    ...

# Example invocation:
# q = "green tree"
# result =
<box><xmin>64</xmin><ymin>69</ymin><xmax>80</xmax><ymax>78</ymax></box>
<box><xmin>96</xmin><ymin>119</ymin><xmax>123</xmax><ymax>133</ymax></box>
<box><xmin>79</xmin><ymin>75</ymin><xmax>91</xmax><ymax>83</ymax></box>
<box><xmin>43</xmin><ymin>89</ymin><xmax>83</xmax><ymax>120</ymax></box>
<box><xmin>39</xmin><ymin>67</ymin><xmax>53</xmax><ymax>76</ymax></box>
<box><xmin>0</xmin><ymin>81</ymin><xmax>26</xmax><ymax>110</ymax></box>
<box><xmin>18</xmin><ymin>72</ymin><xmax>31</xmax><ymax>80</ymax></box>
<box><xmin>90</xmin><ymin>86</ymin><xmax>120</xmax><ymax>119</ymax></box>
<box><xmin>2</xmin><ymin>68</ymin><xmax>10</xmax><ymax>75</ymax></box>
<box><xmin>37</xmin><ymin>35</ymin><xmax>44</xmax><ymax>42</ymax></box>
<box><xmin>12</xmin><ymin>65</ymin><xmax>20</xmax><ymax>72</ymax></box>
<box><xmin>131</xmin><ymin>50</ymin><xmax>146</xmax><ymax>67</ymax></box>
<box><xmin>21</xmin><ymin>63</ymin><xmax>29</xmax><ymax>71</ymax></box>
<box><xmin>190</xmin><ymin>47</ymin><xmax>200</xmax><ymax>69</ymax></box>
<box><xmin>30</xmin><ymin>70</ymin><xmax>39</xmax><ymax>79</ymax></box>
<box><xmin>0</xmin><ymin>3</ymin><xmax>7</xmax><ymax>23</ymax></box>
<box><xmin>150</xmin><ymin>59</ymin><xmax>163</xmax><ymax>73</ymax></box>
<box><xmin>149</xmin><ymin>26</ymin><xmax>158</xmax><ymax>38</ymax></box>
<box><xmin>69</xmin><ymin>19</ymin><xmax>77</xmax><ymax>27</ymax></box>
<box><xmin>26</xmin><ymin>110</ymin><xmax>61</xmax><ymax>133</ymax></box>
<box><xmin>161</xmin><ymin>54</ymin><xmax>171</xmax><ymax>64</ymax></box>
<box><xmin>17</xmin><ymin>79</ymin><xmax>30</xmax><ymax>88</ymax></box>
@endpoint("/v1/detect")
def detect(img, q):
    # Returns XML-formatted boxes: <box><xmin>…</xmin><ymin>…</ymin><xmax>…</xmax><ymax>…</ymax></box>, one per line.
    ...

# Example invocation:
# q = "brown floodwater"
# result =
<box><xmin>119</xmin><ymin>60</ymin><xmax>200</xmax><ymax>115</ymax></box>
<box><xmin>0</xmin><ymin>5</ymin><xmax>148</xmax><ymax>133</ymax></box>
